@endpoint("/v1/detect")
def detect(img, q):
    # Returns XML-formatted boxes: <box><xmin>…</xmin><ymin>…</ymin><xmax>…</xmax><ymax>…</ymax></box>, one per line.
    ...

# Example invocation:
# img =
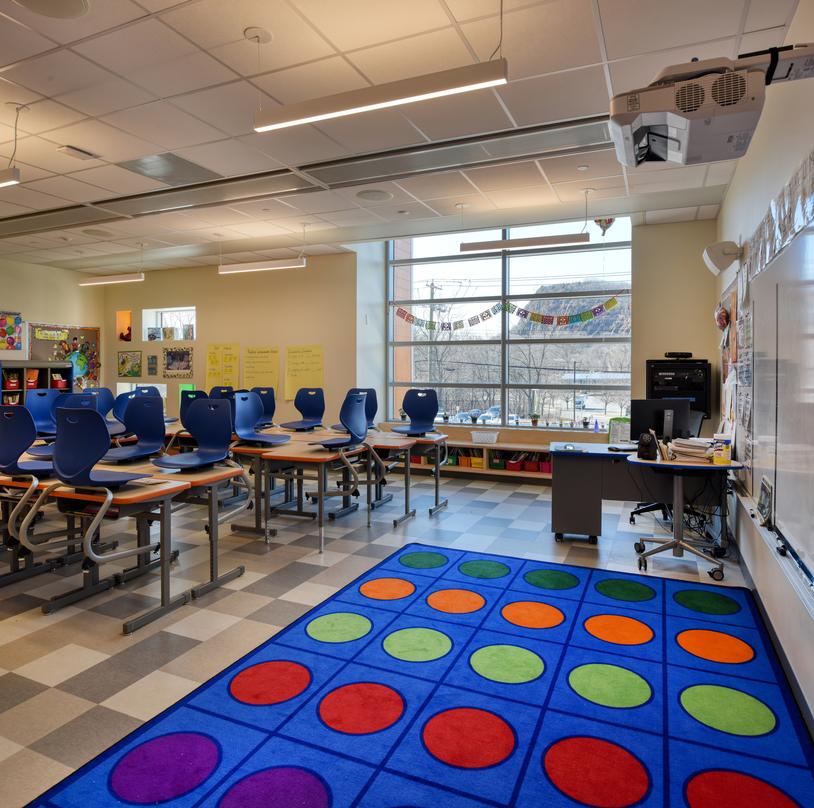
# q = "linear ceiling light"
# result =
<box><xmin>254</xmin><ymin>59</ymin><xmax>508</xmax><ymax>133</ymax></box>
<box><xmin>78</xmin><ymin>272</ymin><xmax>145</xmax><ymax>286</ymax></box>
<box><xmin>218</xmin><ymin>257</ymin><xmax>307</xmax><ymax>275</ymax></box>
<box><xmin>460</xmin><ymin>232</ymin><xmax>590</xmax><ymax>252</ymax></box>
<box><xmin>0</xmin><ymin>166</ymin><xmax>21</xmax><ymax>188</ymax></box>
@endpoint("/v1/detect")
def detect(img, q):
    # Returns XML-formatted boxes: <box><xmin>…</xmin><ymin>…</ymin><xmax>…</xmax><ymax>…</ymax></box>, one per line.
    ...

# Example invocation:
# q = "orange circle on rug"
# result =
<box><xmin>359</xmin><ymin>577</ymin><xmax>416</xmax><ymax>601</ymax></box>
<box><xmin>426</xmin><ymin>588</ymin><xmax>486</xmax><ymax>614</ymax></box>
<box><xmin>501</xmin><ymin>600</ymin><xmax>565</xmax><ymax>629</ymax></box>
<box><xmin>584</xmin><ymin>614</ymin><xmax>654</xmax><ymax>646</ymax></box>
<box><xmin>677</xmin><ymin>629</ymin><xmax>755</xmax><ymax>664</ymax></box>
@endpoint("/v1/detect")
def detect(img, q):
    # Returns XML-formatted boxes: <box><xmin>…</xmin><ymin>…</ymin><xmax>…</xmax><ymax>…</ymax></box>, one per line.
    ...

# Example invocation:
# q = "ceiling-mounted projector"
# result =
<box><xmin>610</xmin><ymin>44</ymin><xmax>814</xmax><ymax>167</ymax></box>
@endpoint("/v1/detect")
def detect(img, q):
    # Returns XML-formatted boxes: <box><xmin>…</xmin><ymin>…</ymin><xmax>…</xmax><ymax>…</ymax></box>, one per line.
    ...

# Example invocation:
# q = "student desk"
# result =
<box><xmin>550</xmin><ymin>442</ymin><xmax>720</xmax><ymax>543</ymax></box>
<box><xmin>362</xmin><ymin>433</ymin><xmax>417</xmax><ymax>527</ymax></box>
<box><xmin>407</xmin><ymin>432</ymin><xmax>449</xmax><ymax>517</ymax></box>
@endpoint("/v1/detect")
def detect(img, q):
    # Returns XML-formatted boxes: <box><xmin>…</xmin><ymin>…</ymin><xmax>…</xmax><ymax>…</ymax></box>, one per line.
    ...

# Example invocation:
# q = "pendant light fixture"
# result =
<box><xmin>218</xmin><ymin>223</ymin><xmax>309</xmax><ymax>275</ymax></box>
<box><xmin>1</xmin><ymin>103</ymin><xmax>28</xmax><ymax>188</ymax></box>
<box><xmin>80</xmin><ymin>241</ymin><xmax>147</xmax><ymax>286</ymax></box>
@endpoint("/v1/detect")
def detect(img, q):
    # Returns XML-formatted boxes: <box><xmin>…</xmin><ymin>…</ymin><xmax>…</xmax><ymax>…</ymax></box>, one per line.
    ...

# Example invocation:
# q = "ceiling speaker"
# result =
<box><xmin>12</xmin><ymin>0</ymin><xmax>89</xmax><ymax>18</ymax></box>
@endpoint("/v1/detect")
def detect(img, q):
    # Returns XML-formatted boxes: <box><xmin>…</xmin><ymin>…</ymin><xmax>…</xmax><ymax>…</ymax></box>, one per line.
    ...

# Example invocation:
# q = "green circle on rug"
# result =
<box><xmin>595</xmin><ymin>578</ymin><xmax>656</xmax><ymax>602</ymax></box>
<box><xmin>524</xmin><ymin>569</ymin><xmax>579</xmax><ymax>590</ymax></box>
<box><xmin>680</xmin><ymin>685</ymin><xmax>775</xmax><ymax>736</ymax></box>
<box><xmin>383</xmin><ymin>627</ymin><xmax>452</xmax><ymax>662</ymax></box>
<box><xmin>673</xmin><ymin>589</ymin><xmax>741</xmax><ymax>615</ymax></box>
<box><xmin>470</xmin><ymin>644</ymin><xmax>545</xmax><ymax>684</ymax></box>
<box><xmin>568</xmin><ymin>663</ymin><xmax>652</xmax><ymax>708</ymax></box>
<box><xmin>399</xmin><ymin>551</ymin><xmax>448</xmax><ymax>569</ymax></box>
<box><xmin>459</xmin><ymin>560</ymin><xmax>510</xmax><ymax>579</ymax></box>
<box><xmin>306</xmin><ymin>612</ymin><xmax>372</xmax><ymax>644</ymax></box>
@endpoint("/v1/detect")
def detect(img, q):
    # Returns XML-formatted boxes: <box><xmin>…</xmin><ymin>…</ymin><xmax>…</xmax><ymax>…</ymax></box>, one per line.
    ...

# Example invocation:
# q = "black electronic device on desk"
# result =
<box><xmin>646</xmin><ymin>357</ymin><xmax>711</xmax><ymax>417</ymax></box>
<box><xmin>630</xmin><ymin>398</ymin><xmax>691</xmax><ymax>440</ymax></box>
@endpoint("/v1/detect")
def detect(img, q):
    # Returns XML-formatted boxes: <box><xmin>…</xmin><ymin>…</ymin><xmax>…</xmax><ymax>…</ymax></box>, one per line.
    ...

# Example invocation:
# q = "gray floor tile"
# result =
<box><xmin>0</xmin><ymin>674</ymin><xmax>48</xmax><ymax>712</ymax></box>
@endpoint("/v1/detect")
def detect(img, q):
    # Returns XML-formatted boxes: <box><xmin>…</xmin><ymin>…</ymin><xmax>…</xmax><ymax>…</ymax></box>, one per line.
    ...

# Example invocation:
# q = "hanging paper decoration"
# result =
<box><xmin>594</xmin><ymin>217</ymin><xmax>615</xmax><ymax>235</ymax></box>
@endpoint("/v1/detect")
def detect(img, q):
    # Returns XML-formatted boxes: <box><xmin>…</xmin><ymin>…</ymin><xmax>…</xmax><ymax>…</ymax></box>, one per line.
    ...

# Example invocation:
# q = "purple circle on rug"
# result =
<box><xmin>110</xmin><ymin>732</ymin><xmax>220</xmax><ymax>804</ymax></box>
<box><xmin>218</xmin><ymin>767</ymin><xmax>330</xmax><ymax>808</ymax></box>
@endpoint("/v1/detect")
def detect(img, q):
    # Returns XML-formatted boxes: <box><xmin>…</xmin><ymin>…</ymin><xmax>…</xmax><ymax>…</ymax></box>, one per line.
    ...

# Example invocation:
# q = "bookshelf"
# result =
<box><xmin>0</xmin><ymin>358</ymin><xmax>74</xmax><ymax>406</ymax></box>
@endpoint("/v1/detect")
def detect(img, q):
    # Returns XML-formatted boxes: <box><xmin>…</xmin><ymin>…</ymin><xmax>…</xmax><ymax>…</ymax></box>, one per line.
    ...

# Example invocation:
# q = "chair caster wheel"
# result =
<box><xmin>588</xmin><ymin>535</ymin><xmax>597</xmax><ymax>545</ymax></box>
<box><xmin>204</xmin><ymin>524</ymin><xmax>209</xmax><ymax>535</ymax></box>
<box><xmin>634</xmin><ymin>541</ymin><xmax>646</xmax><ymax>554</ymax></box>
<box><xmin>554</xmin><ymin>533</ymin><xmax>564</xmax><ymax>543</ymax></box>
<box><xmin>708</xmin><ymin>568</ymin><xmax>724</xmax><ymax>581</ymax></box>
<box><xmin>638</xmin><ymin>556</ymin><xmax>647</xmax><ymax>571</ymax></box>
<box><xmin>629</xmin><ymin>516</ymin><xmax>635</xmax><ymax>525</ymax></box>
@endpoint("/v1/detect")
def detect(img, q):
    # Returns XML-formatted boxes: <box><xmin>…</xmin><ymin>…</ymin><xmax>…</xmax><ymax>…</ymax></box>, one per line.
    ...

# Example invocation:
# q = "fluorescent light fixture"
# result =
<box><xmin>58</xmin><ymin>144</ymin><xmax>100</xmax><ymax>161</ymax></box>
<box><xmin>218</xmin><ymin>257</ymin><xmax>307</xmax><ymax>275</ymax></box>
<box><xmin>460</xmin><ymin>232</ymin><xmax>590</xmax><ymax>252</ymax></box>
<box><xmin>0</xmin><ymin>166</ymin><xmax>21</xmax><ymax>188</ymax></box>
<box><xmin>254</xmin><ymin>59</ymin><xmax>508</xmax><ymax>133</ymax></box>
<box><xmin>78</xmin><ymin>272</ymin><xmax>145</xmax><ymax>286</ymax></box>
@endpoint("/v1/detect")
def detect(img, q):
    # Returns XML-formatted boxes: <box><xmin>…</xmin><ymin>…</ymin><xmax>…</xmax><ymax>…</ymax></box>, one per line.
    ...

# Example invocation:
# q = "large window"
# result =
<box><xmin>388</xmin><ymin>219</ymin><xmax>631</xmax><ymax>429</ymax></box>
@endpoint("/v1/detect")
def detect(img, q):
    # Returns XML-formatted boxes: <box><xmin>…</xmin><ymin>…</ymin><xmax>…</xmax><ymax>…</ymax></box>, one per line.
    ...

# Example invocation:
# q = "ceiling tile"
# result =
<box><xmin>370</xmin><ymin>201</ymin><xmax>440</xmax><ymax>221</ymax></box>
<box><xmin>697</xmin><ymin>204</ymin><xmax>720</xmax><ymax>220</ymax></box>
<box><xmin>396</xmin><ymin>170</ymin><xmax>476</xmax><ymax>200</ymax></box>
<box><xmin>705</xmin><ymin>160</ymin><xmax>737</xmax><ymax>186</ymax></box>
<box><xmin>25</xmin><ymin>175</ymin><xmax>110</xmax><ymax>203</ymax></box>
<box><xmin>239</xmin><ymin>128</ymin><xmax>347</xmax><ymax>166</ymax></box>
<box><xmin>1</xmin><ymin>50</ymin><xmax>115</xmax><ymax>96</ymax></box>
<box><xmin>296</xmin><ymin>0</ymin><xmax>450</xmax><ymax>51</ymax></box>
<box><xmin>460</xmin><ymin>0</ymin><xmax>601</xmax><ymax>79</ymax></box>
<box><xmin>0</xmin><ymin>77</ymin><xmax>40</xmax><ymax>107</ymax></box>
<box><xmin>484</xmin><ymin>184</ymin><xmax>558</xmax><ymax>209</ymax></box>
<box><xmin>172</xmin><ymin>81</ymin><xmax>275</xmax><ymax>137</ymax></box>
<box><xmin>645</xmin><ymin>206</ymin><xmax>698</xmax><ymax>224</ymax></box>
<box><xmin>745</xmin><ymin>0</ymin><xmax>797</xmax><ymax>31</ymax></box>
<box><xmin>426</xmin><ymin>194</ymin><xmax>496</xmax><ymax>215</ymax></box>
<box><xmin>0</xmin><ymin>200</ymin><xmax>35</xmax><ymax>218</ymax></box>
<box><xmin>40</xmin><ymin>119</ymin><xmax>162</xmax><ymax>163</ymax></box>
<box><xmin>228</xmin><ymin>221</ymin><xmax>292</xmax><ymax>237</ymax></box>
<box><xmin>277</xmin><ymin>189</ymin><xmax>356</xmax><ymax>213</ymax></box>
<box><xmin>319</xmin><ymin>208</ymin><xmax>385</xmax><ymax>227</ymax></box>
<box><xmin>0</xmin><ymin>158</ymin><xmax>52</xmax><ymax>181</ymax></box>
<box><xmin>102</xmin><ymin>101</ymin><xmax>226</xmax><ymax>149</ymax></box>
<box><xmin>599</xmin><ymin>0</ymin><xmax>745</xmax><ymax>60</ymax></box>
<box><xmin>0</xmin><ymin>0</ymin><xmax>145</xmax><ymax>44</ymax></box>
<box><xmin>403</xmin><ymin>90</ymin><xmax>512</xmax><ymax>140</ymax></box>
<box><xmin>0</xmin><ymin>98</ymin><xmax>85</xmax><ymax>135</ymax></box>
<box><xmin>172</xmin><ymin>139</ymin><xmax>281</xmax><ymax>177</ymax></box>
<box><xmin>0</xmin><ymin>14</ymin><xmax>56</xmax><ymax>68</ymax></box>
<box><xmin>539</xmin><ymin>148</ymin><xmax>621</xmax><ymax>183</ymax></box>
<box><xmin>135</xmin><ymin>50</ymin><xmax>239</xmax><ymax>97</ymax></box>
<box><xmin>276</xmin><ymin>215</ymin><xmax>335</xmax><ymax>233</ymax></box>
<box><xmin>445</xmin><ymin>0</ymin><xmax>541</xmax><ymax>23</ymax></box>
<box><xmin>347</xmin><ymin>28</ymin><xmax>474</xmax><ymax>84</ymax></box>
<box><xmin>628</xmin><ymin>164</ymin><xmax>708</xmax><ymax>192</ymax></box>
<box><xmin>228</xmin><ymin>197</ymin><xmax>299</xmax><ymax>219</ymax></box>
<box><xmin>465</xmin><ymin>160</ymin><xmax>544</xmax><ymax>191</ymax></box>
<box><xmin>738</xmin><ymin>27</ymin><xmax>788</xmax><ymax>53</ymax></box>
<box><xmin>68</xmin><ymin>164</ymin><xmax>169</xmax><ymax>195</ymax></box>
<box><xmin>0</xmin><ymin>184</ymin><xmax>70</xmax><ymax>210</ymax></box>
<box><xmin>54</xmin><ymin>77</ymin><xmax>155</xmax><ymax>116</ymax></box>
<box><xmin>499</xmin><ymin>66</ymin><xmax>608</xmax><ymax>127</ymax></box>
<box><xmin>255</xmin><ymin>57</ymin><xmax>368</xmax><ymax>104</ymax></box>
<box><xmin>315</xmin><ymin>109</ymin><xmax>425</xmax><ymax>154</ymax></box>
<box><xmin>333</xmin><ymin>182</ymin><xmax>418</xmax><ymax>208</ymax></box>
<box><xmin>552</xmin><ymin>175</ymin><xmax>626</xmax><ymax>202</ymax></box>
<box><xmin>0</xmin><ymin>134</ymin><xmax>103</xmax><ymax>173</ymax></box>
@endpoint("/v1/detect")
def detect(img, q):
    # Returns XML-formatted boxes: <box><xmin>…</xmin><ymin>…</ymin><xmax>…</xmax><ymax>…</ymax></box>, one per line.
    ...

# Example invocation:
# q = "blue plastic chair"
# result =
<box><xmin>391</xmin><ymin>388</ymin><xmax>439</xmax><ymax>436</ymax></box>
<box><xmin>135</xmin><ymin>385</ymin><xmax>161</xmax><ymax>397</ymax></box>
<box><xmin>281</xmin><ymin>388</ymin><xmax>325</xmax><ymax>431</ymax></box>
<box><xmin>154</xmin><ymin>399</ymin><xmax>233</xmax><ymax>470</ymax></box>
<box><xmin>84</xmin><ymin>387</ymin><xmax>115</xmax><ymax>416</ymax></box>
<box><xmin>315</xmin><ymin>391</ymin><xmax>368</xmax><ymax>449</ymax></box>
<box><xmin>0</xmin><ymin>406</ymin><xmax>53</xmax><ymax>477</ymax></box>
<box><xmin>209</xmin><ymin>386</ymin><xmax>234</xmax><ymax>398</ymax></box>
<box><xmin>53</xmin><ymin>408</ymin><xmax>149</xmax><ymax>489</ymax></box>
<box><xmin>331</xmin><ymin>387</ymin><xmax>377</xmax><ymax>431</ymax></box>
<box><xmin>25</xmin><ymin>389</ymin><xmax>62</xmax><ymax>435</ymax></box>
<box><xmin>234</xmin><ymin>392</ymin><xmax>291</xmax><ymax>447</ymax></box>
<box><xmin>27</xmin><ymin>393</ymin><xmax>102</xmax><ymax>459</ymax></box>
<box><xmin>251</xmin><ymin>387</ymin><xmax>276</xmax><ymax>427</ymax></box>
<box><xmin>112</xmin><ymin>391</ymin><xmax>136</xmax><ymax>424</ymax></box>
<box><xmin>180</xmin><ymin>390</ymin><xmax>207</xmax><ymax>426</ymax></box>
<box><xmin>102</xmin><ymin>396</ymin><xmax>165</xmax><ymax>463</ymax></box>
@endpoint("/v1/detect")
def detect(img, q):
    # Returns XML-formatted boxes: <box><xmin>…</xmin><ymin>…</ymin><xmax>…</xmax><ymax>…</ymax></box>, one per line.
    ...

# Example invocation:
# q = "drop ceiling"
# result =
<box><xmin>0</xmin><ymin>0</ymin><xmax>799</xmax><ymax>273</ymax></box>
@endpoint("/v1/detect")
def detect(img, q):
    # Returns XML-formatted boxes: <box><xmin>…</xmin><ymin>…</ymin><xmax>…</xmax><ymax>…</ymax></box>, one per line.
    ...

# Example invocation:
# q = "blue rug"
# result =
<box><xmin>31</xmin><ymin>543</ymin><xmax>814</xmax><ymax>807</ymax></box>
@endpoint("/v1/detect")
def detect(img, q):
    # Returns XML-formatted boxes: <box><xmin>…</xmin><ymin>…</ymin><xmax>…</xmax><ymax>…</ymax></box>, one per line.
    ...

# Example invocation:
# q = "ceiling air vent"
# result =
<box><xmin>675</xmin><ymin>83</ymin><xmax>704</xmax><ymax>113</ymax></box>
<box><xmin>711</xmin><ymin>72</ymin><xmax>747</xmax><ymax>106</ymax></box>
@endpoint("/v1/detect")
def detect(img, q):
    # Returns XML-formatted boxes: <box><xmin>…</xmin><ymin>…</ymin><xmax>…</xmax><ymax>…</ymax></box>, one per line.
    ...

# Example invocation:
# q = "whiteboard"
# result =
<box><xmin>752</xmin><ymin>225</ymin><xmax>814</xmax><ymax>573</ymax></box>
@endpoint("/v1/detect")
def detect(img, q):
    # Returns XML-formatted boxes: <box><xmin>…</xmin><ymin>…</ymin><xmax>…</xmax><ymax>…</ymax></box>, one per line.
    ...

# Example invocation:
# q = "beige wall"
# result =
<box><xmin>631</xmin><ymin>220</ymin><xmax>720</xmax><ymax>429</ymax></box>
<box><xmin>353</xmin><ymin>242</ymin><xmax>387</xmax><ymax>417</ymax></box>
<box><xmin>100</xmin><ymin>253</ymin><xmax>357</xmax><ymax>422</ymax></box>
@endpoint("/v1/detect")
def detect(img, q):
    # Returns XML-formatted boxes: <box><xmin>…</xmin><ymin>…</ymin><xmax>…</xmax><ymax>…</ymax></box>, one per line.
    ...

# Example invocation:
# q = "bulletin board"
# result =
<box><xmin>28</xmin><ymin>323</ymin><xmax>101</xmax><ymax>391</ymax></box>
<box><xmin>205</xmin><ymin>343</ymin><xmax>240</xmax><ymax>390</ymax></box>
<box><xmin>244</xmin><ymin>346</ymin><xmax>279</xmax><ymax>389</ymax></box>
<box><xmin>284</xmin><ymin>344</ymin><xmax>324</xmax><ymax>400</ymax></box>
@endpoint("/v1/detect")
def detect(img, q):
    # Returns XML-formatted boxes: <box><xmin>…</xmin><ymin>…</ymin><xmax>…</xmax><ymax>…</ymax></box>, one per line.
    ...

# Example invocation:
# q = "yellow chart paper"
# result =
<box><xmin>244</xmin><ymin>346</ymin><xmax>279</xmax><ymax>389</ymax></box>
<box><xmin>205</xmin><ymin>343</ymin><xmax>240</xmax><ymax>390</ymax></box>
<box><xmin>285</xmin><ymin>344</ymin><xmax>324</xmax><ymax>400</ymax></box>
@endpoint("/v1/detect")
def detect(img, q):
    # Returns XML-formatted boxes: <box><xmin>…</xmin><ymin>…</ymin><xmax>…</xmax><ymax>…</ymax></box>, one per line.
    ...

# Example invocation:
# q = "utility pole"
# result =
<box><xmin>426</xmin><ymin>280</ymin><xmax>442</xmax><ymax>384</ymax></box>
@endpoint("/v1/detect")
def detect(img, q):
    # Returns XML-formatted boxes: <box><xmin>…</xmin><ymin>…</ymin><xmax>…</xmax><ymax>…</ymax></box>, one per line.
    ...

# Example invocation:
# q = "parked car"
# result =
<box><xmin>477</xmin><ymin>406</ymin><xmax>520</xmax><ymax>425</ymax></box>
<box><xmin>575</xmin><ymin>394</ymin><xmax>587</xmax><ymax>409</ymax></box>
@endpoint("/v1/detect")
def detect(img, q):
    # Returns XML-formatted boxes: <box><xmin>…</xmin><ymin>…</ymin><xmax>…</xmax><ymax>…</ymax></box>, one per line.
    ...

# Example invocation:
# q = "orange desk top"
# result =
<box><xmin>0</xmin><ymin>473</ymin><xmax>190</xmax><ymax>505</ymax></box>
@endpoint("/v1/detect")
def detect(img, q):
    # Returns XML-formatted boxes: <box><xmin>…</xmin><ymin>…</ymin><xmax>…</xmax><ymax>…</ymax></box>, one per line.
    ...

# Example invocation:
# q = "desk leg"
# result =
<box><xmin>317</xmin><ymin>463</ymin><xmax>326</xmax><ymax>554</ymax></box>
<box><xmin>672</xmin><ymin>474</ymin><xmax>684</xmax><ymax>556</ymax></box>
<box><xmin>428</xmin><ymin>443</ymin><xmax>448</xmax><ymax>517</ymax></box>
<box><xmin>123</xmin><ymin>498</ymin><xmax>189</xmax><ymax>635</ymax></box>
<box><xmin>231</xmin><ymin>456</ymin><xmax>278</xmax><ymax>539</ymax></box>
<box><xmin>328</xmin><ymin>462</ymin><xmax>359</xmax><ymax>520</ymax></box>
<box><xmin>192</xmin><ymin>483</ymin><xmax>244</xmax><ymax>598</ymax></box>
<box><xmin>366</xmin><ymin>450</ymin><xmax>372</xmax><ymax>528</ymax></box>
<box><xmin>274</xmin><ymin>468</ymin><xmax>316</xmax><ymax>519</ymax></box>
<box><xmin>394</xmin><ymin>448</ymin><xmax>416</xmax><ymax>527</ymax></box>
<box><xmin>118</xmin><ymin>514</ymin><xmax>177</xmax><ymax>583</ymax></box>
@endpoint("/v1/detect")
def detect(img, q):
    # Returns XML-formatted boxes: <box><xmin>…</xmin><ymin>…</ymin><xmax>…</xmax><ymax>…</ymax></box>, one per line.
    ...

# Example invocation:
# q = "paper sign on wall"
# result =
<box><xmin>244</xmin><ymin>346</ymin><xmax>279</xmax><ymax>389</ymax></box>
<box><xmin>285</xmin><ymin>344</ymin><xmax>324</xmax><ymax>400</ymax></box>
<box><xmin>205</xmin><ymin>343</ymin><xmax>240</xmax><ymax>390</ymax></box>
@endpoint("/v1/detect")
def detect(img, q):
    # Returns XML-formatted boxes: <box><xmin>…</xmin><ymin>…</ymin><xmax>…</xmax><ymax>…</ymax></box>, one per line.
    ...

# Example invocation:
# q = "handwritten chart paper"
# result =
<box><xmin>205</xmin><ymin>343</ymin><xmax>240</xmax><ymax>390</ymax></box>
<box><xmin>285</xmin><ymin>344</ymin><xmax>324</xmax><ymax>399</ymax></box>
<box><xmin>244</xmin><ymin>346</ymin><xmax>279</xmax><ymax>389</ymax></box>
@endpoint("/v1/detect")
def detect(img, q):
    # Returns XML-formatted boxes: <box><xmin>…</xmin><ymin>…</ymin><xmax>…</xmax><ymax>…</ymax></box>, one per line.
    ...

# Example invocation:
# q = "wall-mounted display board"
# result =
<box><xmin>205</xmin><ymin>343</ymin><xmax>240</xmax><ymax>390</ymax></box>
<box><xmin>244</xmin><ymin>346</ymin><xmax>279</xmax><ymax>389</ymax></box>
<box><xmin>285</xmin><ymin>344</ymin><xmax>324</xmax><ymax>400</ymax></box>
<box><xmin>28</xmin><ymin>323</ymin><xmax>100</xmax><ymax>391</ymax></box>
<box><xmin>0</xmin><ymin>312</ymin><xmax>24</xmax><ymax>351</ymax></box>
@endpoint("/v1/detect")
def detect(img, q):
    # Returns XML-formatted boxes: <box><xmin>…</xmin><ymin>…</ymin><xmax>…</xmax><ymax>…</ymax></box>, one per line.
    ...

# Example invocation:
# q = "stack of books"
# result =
<box><xmin>669</xmin><ymin>437</ymin><xmax>713</xmax><ymax>462</ymax></box>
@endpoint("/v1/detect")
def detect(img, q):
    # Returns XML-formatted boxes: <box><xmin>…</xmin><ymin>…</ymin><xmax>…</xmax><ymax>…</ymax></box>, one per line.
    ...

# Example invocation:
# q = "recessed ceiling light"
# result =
<box><xmin>58</xmin><ymin>144</ymin><xmax>101</xmax><ymax>161</ymax></box>
<box><xmin>244</xmin><ymin>26</ymin><xmax>272</xmax><ymax>44</ymax></box>
<box><xmin>82</xmin><ymin>228</ymin><xmax>114</xmax><ymax>237</ymax></box>
<box><xmin>396</xmin><ymin>210</ymin><xmax>410</xmax><ymax>215</ymax></box>
<box><xmin>576</xmin><ymin>164</ymin><xmax>590</xmax><ymax>171</ymax></box>
<box><xmin>356</xmin><ymin>189</ymin><xmax>393</xmax><ymax>202</ymax></box>
<box><xmin>12</xmin><ymin>0</ymin><xmax>88</xmax><ymax>18</ymax></box>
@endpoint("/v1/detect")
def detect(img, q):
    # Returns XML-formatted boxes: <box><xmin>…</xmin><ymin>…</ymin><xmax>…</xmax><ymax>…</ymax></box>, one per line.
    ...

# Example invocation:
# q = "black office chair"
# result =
<box><xmin>629</xmin><ymin>409</ymin><xmax>705</xmax><ymax>525</ymax></box>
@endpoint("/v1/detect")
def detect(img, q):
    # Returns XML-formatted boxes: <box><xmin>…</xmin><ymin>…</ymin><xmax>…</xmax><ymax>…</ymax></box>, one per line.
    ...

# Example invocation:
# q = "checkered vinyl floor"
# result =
<box><xmin>0</xmin><ymin>476</ymin><xmax>745</xmax><ymax>807</ymax></box>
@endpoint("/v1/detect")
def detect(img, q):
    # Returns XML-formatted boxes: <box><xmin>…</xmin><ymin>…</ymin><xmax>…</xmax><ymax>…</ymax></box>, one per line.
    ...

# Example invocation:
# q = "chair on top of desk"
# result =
<box><xmin>27</xmin><ymin>394</ymin><xmax>99</xmax><ymax>459</ymax></box>
<box><xmin>101</xmin><ymin>396</ymin><xmax>165</xmax><ymax>463</ymax></box>
<box><xmin>154</xmin><ymin>399</ymin><xmax>234</xmax><ymax>470</ymax></box>
<box><xmin>281</xmin><ymin>387</ymin><xmax>324</xmax><ymax>431</ymax></box>
<box><xmin>234</xmin><ymin>391</ymin><xmax>290</xmax><ymax>447</ymax></box>
<box><xmin>165</xmin><ymin>389</ymin><xmax>208</xmax><ymax>452</ymax></box>
<box><xmin>251</xmin><ymin>387</ymin><xmax>276</xmax><ymax>427</ymax></box>
<box><xmin>85</xmin><ymin>387</ymin><xmax>127</xmax><ymax>437</ymax></box>
<box><xmin>314</xmin><ymin>390</ymin><xmax>368</xmax><ymax>450</ymax></box>
<box><xmin>136</xmin><ymin>385</ymin><xmax>178</xmax><ymax>424</ymax></box>
<box><xmin>331</xmin><ymin>388</ymin><xmax>377</xmax><ymax>432</ymax></box>
<box><xmin>391</xmin><ymin>388</ymin><xmax>438</xmax><ymax>436</ymax></box>
<box><xmin>25</xmin><ymin>389</ymin><xmax>62</xmax><ymax>437</ymax></box>
<box><xmin>209</xmin><ymin>386</ymin><xmax>234</xmax><ymax>398</ymax></box>
<box><xmin>112</xmin><ymin>391</ymin><xmax>136</xmax><ymax>424</ymax></box>
<box><xmin>0</xmin><ymin>406</ymin><xmax>53</xmax><ymax>477</ymax></box>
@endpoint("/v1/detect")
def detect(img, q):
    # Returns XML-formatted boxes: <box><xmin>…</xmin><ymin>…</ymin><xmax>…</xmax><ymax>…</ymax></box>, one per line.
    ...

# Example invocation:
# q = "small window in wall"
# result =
<box><xmin>116</xmin><ymin>382</ymin><xmax>168</xmax><ymax>412</ymax></box>
<box><xmin>142</xmin><ymin>307</ymin><xmax>196</xmax><ymax>342</ymax></box>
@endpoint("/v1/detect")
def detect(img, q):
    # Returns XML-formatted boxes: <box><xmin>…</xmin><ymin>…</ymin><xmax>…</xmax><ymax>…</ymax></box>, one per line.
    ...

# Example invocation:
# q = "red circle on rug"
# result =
<box><xmin>422</xmin><ymin>708</ymin><xmax>515</xmax><ymax>769</ymax></box>
<box><xmin>685</xmin><ymin>770</ymin><xmax>799</xmax><ymax>808</ymax></box>
<box><xmin>229</xmin><ymin>661</ymin><xmax>311</xmax><ymax>706</ymax></box>
<box><xmin>318</xmin><ymin>682</ymin><xmax>404</xmax><ymax>735</ymax></box>
<box><xmin>544</xmin><ymin>736</ymin><xmax>649</xmax><ymax>807</ymax></box>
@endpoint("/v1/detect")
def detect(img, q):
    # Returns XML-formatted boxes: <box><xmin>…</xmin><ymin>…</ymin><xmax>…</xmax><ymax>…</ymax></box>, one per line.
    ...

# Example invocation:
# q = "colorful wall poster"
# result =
<box><xmin>243</xmin><ymin>346</ymin><xmax>279</xmax><ymax>390</ymax></box>
<box><xmin>0</xmin><ymin>312</ymin><xmax>23</xmax><ymax>350</ymax></box>
<box><xmin>205</xmin><ymin>343</ymin><xmax>240</xmax><ymax>390</ymax></box>
<box><xmin>118</xmin><ymin>351</ymin><xmax>142</xmax><ymax>378</ymax></box>
<box><xmin>147</xmin><ymin>355</ymin><xmax>158</xmax><ymax>376</ymax></box>
<box><xmin>284</xmin><ymin>344</ymin><xmax>324</xmax><ymax>400</ymax></box>
<box><xmin>29</xmin><ymin>323</ymin><xmax>100</xmax><ymax>390</ymax></box>
<box><xmin>163</xmin><ymin>346</ymin><xmax>193</xmax><ymax>378</ymax></box>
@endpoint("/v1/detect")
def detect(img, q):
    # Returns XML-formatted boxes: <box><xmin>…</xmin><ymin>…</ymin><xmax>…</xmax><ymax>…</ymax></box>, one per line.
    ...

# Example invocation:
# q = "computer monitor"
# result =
<box><xmin>630</xmin><ymin>398</ymin><xmax>691</xmax><ymax>440</ymax></box>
